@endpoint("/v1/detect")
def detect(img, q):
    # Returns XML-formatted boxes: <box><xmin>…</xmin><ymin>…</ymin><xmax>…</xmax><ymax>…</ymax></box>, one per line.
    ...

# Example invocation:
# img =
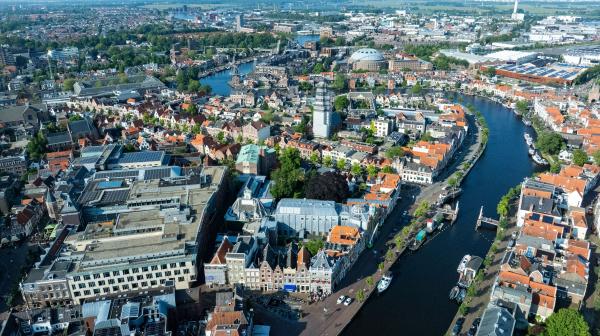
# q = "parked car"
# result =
<box><xmin>508</xmin><ymin>239</ymin><xmax>515</xmax><ymax>248</ymax></box>
<box><xmin>336</xmin><ymin>295</ymin><xmax>346</xmax><ymax>305</ymax></box>
<box><xmin>467</xmin><ymin>318</ymin><xmax>481</xmax><ymax>336</ymax></box>
<box><xmin>344</xmin><ymin>297</ymin><xmax>353</xmax><ymax>306</ymax></box>
<box><xmin>452</xmin><ymin>317</ymin><xmax>465</xmax><ymax>336</ymax></box>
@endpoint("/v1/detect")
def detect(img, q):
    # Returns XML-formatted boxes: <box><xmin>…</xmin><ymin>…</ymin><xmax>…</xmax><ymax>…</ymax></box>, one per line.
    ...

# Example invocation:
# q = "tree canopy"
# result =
<box><xmin>27</xmin><ymin>132</ymin><xmax>48</xmax><ymax>161</ymax></box>
<box><xmin>305</xmin><ymin>171</ymin><xmax>349</xmax><ymax>203</ymax></box>
<box><xmin>385</xmin><ymin>146</ymin><xmax>405</xmax><ymax>160</ymax></box>
<box><xmin>270</xmin><ymin>148</ymin><xmax>304</xmax><ymax>199</ymax></box>
<box><xmin>334</xmin><ymin>95</ymin><xmax>349</xmax><ymax>112</ymax></box>
<box><xmin>543</xmin><ymin>308</ymin><xmax>590</xmax><ymax>336</ymax></box>
<box><xmin>536</xmin><ymin>132</ymin><xmax>564</xmax><ymax>156</ymax></box>
<box><xmin>572</xmin><ymin>149</ymin><xmax>588</xmax><ymax>167</ymax></box>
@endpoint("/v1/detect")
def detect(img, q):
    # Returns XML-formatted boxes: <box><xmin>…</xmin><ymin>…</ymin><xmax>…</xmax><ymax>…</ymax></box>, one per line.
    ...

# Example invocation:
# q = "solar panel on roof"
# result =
<box><xmin>542</xmin><ymin>215</ymin><xmax>553</xmax><ymax>224</ymax></box>
<box><xmin>530</xmin><ymin>213</ymin><xmax>541</xmax><ymax>221</ymax></box>
<box><xmin>100</xmin><ymin>189</ymin><xmax>129</xmax><ymax>204</ymax></box>
<box><xmin>143</xmin><ymin>167</ymin><xmax>172</xmax><ymax>180</ymax></box>
<box><xmin>95</xmin><ymin>170</ymin><xmax>139</xmax><ymax>179</ymax></box>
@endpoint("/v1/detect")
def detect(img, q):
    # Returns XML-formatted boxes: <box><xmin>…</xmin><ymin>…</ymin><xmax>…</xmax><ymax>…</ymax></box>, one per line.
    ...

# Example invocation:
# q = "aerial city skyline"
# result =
<box><xmin>0</xmin><ymin>0</ymin><xmax>599</xmax><ymax>335</ymax></box>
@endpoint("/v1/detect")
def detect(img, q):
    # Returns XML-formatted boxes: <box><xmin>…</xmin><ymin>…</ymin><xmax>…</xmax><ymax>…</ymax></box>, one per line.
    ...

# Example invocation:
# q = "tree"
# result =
<box><xmin>313</xmin><ymin>63</ymin><xmax>325</xmax><ymax>74</ymax></box>
<box><xmin>270</xmin><ymin>148</ymin><xmax>304</xmax><ymax>199</ymax></box>
<box><xmin>332</xmin><ymin>72</ymin><xmax>347</xmax><ymax>92</ymax></box>
<box><xmin>385</xmin><ymin>249</ymin><xmax>394</xmax><ymax>261</ymax></box>
<box><xmin>304</xmin><ymin>238</ymin><xmax>324</xmax><ymax>256</ymax></box>
<box><xmin>543</xmin><ymin>308</ymin><xmax>590</xmax><ymax>336</ymax></box>
<box><xmin>382</xmin><ymin>166</ymin><xmax>395</xmax><ymax>174</ymax></box>
<box><xmin>356</xmin><ymin>289</ymin><xmax>365</xmax><ymax>302</ymax></box>
<box><xmin>484</xmin><ymin>66</ymin><xmax>497</xmax><ymax>77</ymax></box>
<box><xmin>593</xmin><ymin>150</ymin><xmax>600</xmax><ymax>166</ymax></box>
<box><xmin>63</xmin><ymin>78</ymin><xmax>76</xmax><ymax>91</ymax></box>
<box><xmin>26</xmin><ymin>132</ymin><xmax>47</xmax><ymax>161</ymax></box>
<box><xmin>367</xmin><ymin>164</ymin><xmax>378</xmax><ymax>177</ymax></box>
<box><xmin>411</xmin><ymin>82</ymin><xmax>422</xmax><ymax>95</ymax></box>
<box><xmin>336</xmin><ymin>158</ymin><xmax>347</xmax><ymax>171</ymax></box>
<box><xmin>366</xmin><ymin>276</ymin><xmax>374</xmax><ymax>288</ymax></box>
<box><xmin>414</xmin><ymin>201</ymin><xmax>430</xmax><ymax>218</ymax></box>
<box><xmin>351</xmin><ymin>163</ymin><xmax>363</xmax><ymax>176</ymax></box>
<box><xmin>310</xmin><ymin>152</ymin><xmax>320</xmax><ymax>165</ymax></box>
<box><xmin>448</xmin><ymin>176</ymin><xmax>458</xmax><ymax>187</ymax></box>
<box><xmin>305</xmin><ymin>171</ymin><xmax>349</xmax><ymax>203</ymax></box>
<box><xmin>572</xmin><ymin>149</ymin><xmax>588</xmax><ymax>167</ymax></box>
<box><xmin>334</xmin><ymin>95</ymin><xmax>349</xmax><ymax>112</ymax></box>
<box><xmin>515</xmin><ymin>100</ymin><xmax>529</xmax><ymax>115</ymax></box>
<box><xmin>385</xmin><ymin>146</ymin><xmax>404</xmax><ymax>160</ymax></box>
<box><xmin>216</xmin><ymin>131</ymin><xmax>226</xmax><ymax>144</ymax></box>
<box><xmin>536</xmin><ymin>132</ymin><xmax>564</xmax><ymax>155</ymax></box>
<box><xmin>323</xmin><ymin>156</ymin><xmax>333</xmax><ymax>168</ymax></box>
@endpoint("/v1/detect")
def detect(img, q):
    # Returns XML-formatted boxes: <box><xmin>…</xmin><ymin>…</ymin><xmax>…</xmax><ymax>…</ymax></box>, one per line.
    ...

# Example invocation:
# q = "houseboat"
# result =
<box><xmin>409</xmin><ymin>229</ymin><xmax>427</xmax><ymax>251</ymax></box>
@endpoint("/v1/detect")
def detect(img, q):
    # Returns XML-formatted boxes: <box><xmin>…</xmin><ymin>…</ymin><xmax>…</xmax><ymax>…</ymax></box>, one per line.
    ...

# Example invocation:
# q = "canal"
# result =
<box><xmin>344</xmin><ymin>93</ymin><xmax>538</xmax><ymax>335</ymax></box>
<box><xmin>201</xmin><ymin>35</ymin><xmax>319</xmax><ymax>96</ymax></box>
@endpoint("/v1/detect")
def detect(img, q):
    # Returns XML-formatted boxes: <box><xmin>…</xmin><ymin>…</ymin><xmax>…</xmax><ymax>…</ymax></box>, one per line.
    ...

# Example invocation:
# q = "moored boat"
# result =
<box><xmin>532</xmin><ymin>153</ymin><xmax>548</xmax><ymax>165</ymax></box>
<box><xmin>457</xmin><ymin>255</ymin><xmax>471</xmax><ymax>273</ymax></box>
<box><xmin>449</xmin><ymin>286</ymin><xmax>460</xmax><ymax>300</ymax></box>
<box><xmin>377</xmin><ymin>271</ymin><xmax>393</xmax><ymax>293</ymax></box>
<box><xmin>409</xmin><ymin>229</ymin><xmax>427</xmax><ymax>251</ymax></box>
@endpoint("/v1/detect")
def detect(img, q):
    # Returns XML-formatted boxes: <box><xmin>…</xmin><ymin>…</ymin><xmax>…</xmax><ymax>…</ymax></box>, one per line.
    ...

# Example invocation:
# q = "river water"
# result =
<box><xmin>344</xmin><ymin>92</ymin><xmax>538</xmax><ymax>335</ymax></box>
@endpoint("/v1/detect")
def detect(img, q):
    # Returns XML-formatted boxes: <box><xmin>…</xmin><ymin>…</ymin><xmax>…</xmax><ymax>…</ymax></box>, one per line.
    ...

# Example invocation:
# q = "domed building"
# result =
<box><xmin>348</xmin><ymin>48</ymin><xmax>386</xmax><ymax>71</ymax></box>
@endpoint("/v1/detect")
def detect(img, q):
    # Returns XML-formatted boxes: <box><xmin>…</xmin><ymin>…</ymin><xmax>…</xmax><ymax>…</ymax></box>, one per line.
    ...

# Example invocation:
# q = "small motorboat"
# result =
<box><xmin>377</xmin><ymin>271</ymin><xmax>393</xmax><ymax>293</ymax></box>
<box><xmin>449</xmin><ymin>286</ymin><xmax>460</xmax><ymax>300</ymax></box>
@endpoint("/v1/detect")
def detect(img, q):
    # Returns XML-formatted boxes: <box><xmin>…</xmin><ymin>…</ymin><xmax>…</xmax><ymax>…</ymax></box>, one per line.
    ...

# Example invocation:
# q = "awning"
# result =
<box><xmin>283</xmin><ymin>284</ymin><xmax>297</xmax><ymax>292</ymax></box>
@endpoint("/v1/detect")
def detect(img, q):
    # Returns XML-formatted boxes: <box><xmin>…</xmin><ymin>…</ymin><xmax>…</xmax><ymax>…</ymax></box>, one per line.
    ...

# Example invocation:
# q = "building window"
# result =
<box><xmin>83</xmin><ymin>290</ymin><xmax>90</xmax><ymax>296</ymax></box>
<box><xmin>161</xmin><ymin>264</ymin><xmax>167</xmax><ymax>270</ymax></box>
<box><xmin>83</xmin><ymin>275</ymin><xmax>91</xmax><ymax>280</ymax></box>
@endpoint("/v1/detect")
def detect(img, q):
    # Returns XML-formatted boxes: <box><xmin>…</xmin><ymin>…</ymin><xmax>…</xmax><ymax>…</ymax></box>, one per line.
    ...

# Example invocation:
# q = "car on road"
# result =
<box><xmin>336</xmin><ymin>295</ymin><xmax>346</xmax><ymax>305</ymax></box>
<box><xmin>343</xmin><ymin>297</ymin><xmax>353</xmax><ymax>306</ymax></box>
<box><xmin>452</xmin><ymin>317</ymin><xmax>465</xmax><ymax>336</ymax></box>
<box><xmin>508</xmin><ymin>239</ymin><xmax>516</xmax><ymax>248</ymax></box>
<box><xmin>467</xmin><ymin>318</ymin><xmax>481</xmax><ymax>336</ymax></box>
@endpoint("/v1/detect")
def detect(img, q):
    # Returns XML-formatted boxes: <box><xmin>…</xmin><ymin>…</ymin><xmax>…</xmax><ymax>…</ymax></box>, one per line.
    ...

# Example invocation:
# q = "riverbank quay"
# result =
<box><xmin>287</xmin><ymin>109</ymin><xmax>485</xmax><ymax>336</ymax></box>
<box><xmin>445</xmin><ymin>202</ymin><xmax>519</xmax><ymax>336</ymax></box>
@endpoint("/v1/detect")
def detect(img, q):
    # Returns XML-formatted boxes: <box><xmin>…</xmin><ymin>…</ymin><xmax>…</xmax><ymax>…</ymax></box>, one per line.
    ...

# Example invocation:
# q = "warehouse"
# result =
<box><xmin>493</xmin><ymin>62</ymin><xmax>588</xmax><ymax>85</ymax></box>
<box><xmin>485</xmin><ymin>50</ymin><xmax>539</xmax><ymax>65</ymax></box>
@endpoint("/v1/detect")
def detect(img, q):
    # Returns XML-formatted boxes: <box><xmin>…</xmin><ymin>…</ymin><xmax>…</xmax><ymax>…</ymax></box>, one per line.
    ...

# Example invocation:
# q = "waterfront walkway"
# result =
<box><xmin>445</xmin><ymin>210</ymin><xmax>518</xmax><ymax>336</ymax></box>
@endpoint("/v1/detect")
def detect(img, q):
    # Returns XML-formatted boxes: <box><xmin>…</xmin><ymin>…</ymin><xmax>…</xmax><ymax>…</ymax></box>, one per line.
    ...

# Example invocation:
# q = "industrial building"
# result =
<box><xmin>494</xmin><ymin>62</ymin><xmax>588</xmax><ymax>85</ymax></box>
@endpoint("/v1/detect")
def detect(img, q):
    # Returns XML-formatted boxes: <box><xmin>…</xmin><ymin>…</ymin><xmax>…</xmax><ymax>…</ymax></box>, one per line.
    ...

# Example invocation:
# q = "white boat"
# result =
<box><xmin>532</xmin><ymin>153</ymin><xmax>548</xmax><ymax>165</ymax></box>
<box><xmin>523</xmin><ymin>119</ymin><xmax>532</xmax><ymax>127</ymax></box>
<box><xmin>524</xmin><ymin>133</ymin><xmax>533</xmax><ymax>146</ymax></box>
<box><xmin>528</xmin><ymin>148</ymin><xmax>535</xmax><ymax>156</ymax></box>
<box><xmin>457</xmin><ymin>255</ymin><xmax>471</xmax><ymax>273</ymax></box>
<box><xmin>377</xmin><ymin>272</ymin><xmax>393</xmax><ymax>293</ymax></box>
<box><xmin>449</xmin><ymin>286</ymin><xmax>460</xmax><ymax>300</ymax></box>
